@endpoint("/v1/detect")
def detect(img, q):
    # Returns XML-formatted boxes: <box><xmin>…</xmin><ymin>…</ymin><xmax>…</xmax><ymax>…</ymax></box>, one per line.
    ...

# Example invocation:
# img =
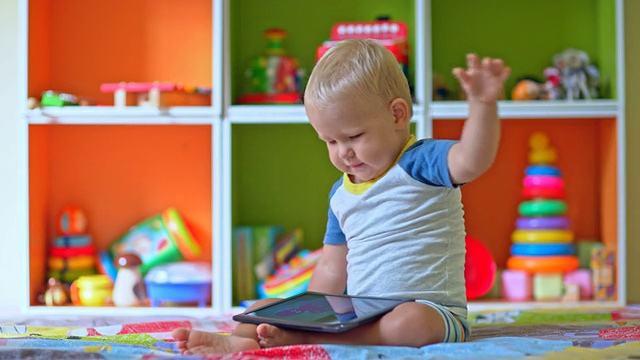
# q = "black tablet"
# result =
<box><xmin>232</xmin><ymin>291</ymin><xmax>413</xmax><ymax>333</ymax></box>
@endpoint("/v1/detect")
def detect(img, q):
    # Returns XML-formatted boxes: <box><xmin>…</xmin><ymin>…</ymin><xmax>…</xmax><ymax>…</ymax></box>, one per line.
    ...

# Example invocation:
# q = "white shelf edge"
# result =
<box><xmin>26</xmin><ymin>106</ymin><xmax>215</xmax><ymax>125</ymax></box>
<box><xmin>228</xmin><ymin>104</ymin><xmax>424</xmax><ymax>124</ymax></box>
<box><xmin>468</xmin><ymin>299</ymin><xmax>624</xmax><ymax>313</ymax></box>
<box><xmin>431</xmin><ymin>100</ymin><xmax>618</xmax><ymax>119</ymax></box>
<box><xmin>25</xmin><ymin>305</ymin><xmax>229</xmax><ymax>317</ymax></box>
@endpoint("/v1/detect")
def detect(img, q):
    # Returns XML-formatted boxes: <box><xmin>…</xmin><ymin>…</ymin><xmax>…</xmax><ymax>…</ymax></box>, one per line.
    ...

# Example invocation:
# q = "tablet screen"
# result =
<box><xmin>234</xmin><ymin>292</ymin><xmax>412</xmax><ymax>332</ymax></box>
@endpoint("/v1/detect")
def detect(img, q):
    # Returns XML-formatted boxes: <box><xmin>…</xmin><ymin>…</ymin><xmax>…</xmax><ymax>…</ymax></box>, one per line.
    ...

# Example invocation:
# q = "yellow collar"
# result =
<box><xmin>343</xmin><ymin>135</ymin><xmax>417</xmax><ymax>195</ymax></box>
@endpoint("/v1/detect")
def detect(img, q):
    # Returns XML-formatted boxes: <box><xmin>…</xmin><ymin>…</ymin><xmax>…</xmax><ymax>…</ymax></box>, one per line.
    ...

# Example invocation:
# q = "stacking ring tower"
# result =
<box><xmin>507</xmin><ymin>132</ymin><xmax>579</xmax><ymax>274</ymax></box>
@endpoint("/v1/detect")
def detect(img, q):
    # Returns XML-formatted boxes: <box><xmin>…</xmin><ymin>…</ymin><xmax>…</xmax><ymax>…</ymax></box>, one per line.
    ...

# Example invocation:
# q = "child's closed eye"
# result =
<box><xmin>349</xmin><ymin>133</ymin><xmax>363</xmax><ymax>140</ymax></box>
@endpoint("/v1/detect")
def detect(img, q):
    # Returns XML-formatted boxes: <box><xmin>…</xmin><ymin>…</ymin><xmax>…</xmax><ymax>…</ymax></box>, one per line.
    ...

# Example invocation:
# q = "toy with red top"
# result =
<box><xmin>316</xmin><ymin>18</ymin><xmax>410</xmax><ymax>85</ymax></box>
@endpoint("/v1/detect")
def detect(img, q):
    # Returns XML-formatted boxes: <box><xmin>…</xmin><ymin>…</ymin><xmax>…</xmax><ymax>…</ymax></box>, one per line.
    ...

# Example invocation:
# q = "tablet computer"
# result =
<box><xmin>232</xmin><ymin>291</ymin><xmax>414</xmax><ymax>333</ymax></box>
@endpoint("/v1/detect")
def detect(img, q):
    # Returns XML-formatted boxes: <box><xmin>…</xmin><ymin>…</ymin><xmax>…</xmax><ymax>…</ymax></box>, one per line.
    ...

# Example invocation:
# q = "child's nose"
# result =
<box><xmin>338</xmin><ymin>144</ymin><xmax>353</xmax><ymax>159</ymax></box>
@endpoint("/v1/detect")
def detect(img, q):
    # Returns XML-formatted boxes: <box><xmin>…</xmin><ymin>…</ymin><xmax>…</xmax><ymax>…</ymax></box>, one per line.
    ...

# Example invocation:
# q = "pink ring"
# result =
<box><xmin>523</xmin><ymin>175</ymin><xmax>564</xmax><ymax>189</ymax></box>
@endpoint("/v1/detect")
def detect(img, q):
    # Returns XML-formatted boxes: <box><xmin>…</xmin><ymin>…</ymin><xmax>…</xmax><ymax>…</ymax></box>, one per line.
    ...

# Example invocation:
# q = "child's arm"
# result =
<box><xmin>448</xmin><ymin>54</ymin><xmax>511</xmax><ymax>184</ymax></box>
<box><xmin>307</xmin><ymin>243</ymin><xmax>348</xmax><ymax>294</ymax></box>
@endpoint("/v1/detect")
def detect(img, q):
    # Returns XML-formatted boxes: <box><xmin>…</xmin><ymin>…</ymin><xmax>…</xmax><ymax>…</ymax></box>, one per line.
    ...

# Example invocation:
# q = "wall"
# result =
<box><xmin>625</xmin><ymin>0</ymin><xmax>640</xmax><ymax>303</ymax></box>
<box><xmin>0</xmin><ymin>0</ymin><xmax>27</xmax><ymax>311</ymax></box>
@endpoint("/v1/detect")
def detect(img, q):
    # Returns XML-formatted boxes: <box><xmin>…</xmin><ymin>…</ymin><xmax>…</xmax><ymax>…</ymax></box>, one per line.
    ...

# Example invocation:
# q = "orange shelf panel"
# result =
<box><xmin>434</xmin><ymin>118</ymin><xmax>617</xmax><ymax>268</ymax></box>
<box><xmin>29</xmin><ymin>0</ymin><xmax>213</xmax><ymax>105</ymax></box>
<box><xmin>28</xmin><ymin>124</ymin><xmax>213</xmax><ymax>304</ymax></box>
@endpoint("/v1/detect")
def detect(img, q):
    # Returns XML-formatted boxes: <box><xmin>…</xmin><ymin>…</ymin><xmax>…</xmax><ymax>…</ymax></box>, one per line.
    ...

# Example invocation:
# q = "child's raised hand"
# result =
<box><xmin>453</xmin><ymin>54</ymin><xmax>510</xmax><ymax>103</ymax></box>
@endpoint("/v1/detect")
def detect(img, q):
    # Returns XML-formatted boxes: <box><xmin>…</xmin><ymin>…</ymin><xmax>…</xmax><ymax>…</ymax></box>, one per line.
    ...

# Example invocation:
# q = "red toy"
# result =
<box><xmin>57</xmin><ymin>206</ymin><xmax>88</xmax><ymax>236</ymax></box>
<box><xmin>316</xmin><ymin>20</ymin><xmax>409</xmax><ymax>80</ymax></box>
<box><xmin>465</xmin><ymin>236</ymin><xmax>497</xmax><ymax>300</ymax></box>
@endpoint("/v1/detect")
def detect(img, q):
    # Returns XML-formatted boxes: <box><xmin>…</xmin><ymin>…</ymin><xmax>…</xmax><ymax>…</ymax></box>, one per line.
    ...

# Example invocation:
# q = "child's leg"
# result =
<box><xmin>172</xmin><ymin>298</ymin><xmax>282</xmax><ymax>355</ymax></box>
<box><xmin>257</xmin><ymin>301</ymin><xmax>454</xmax><ymax>348</ymax></box>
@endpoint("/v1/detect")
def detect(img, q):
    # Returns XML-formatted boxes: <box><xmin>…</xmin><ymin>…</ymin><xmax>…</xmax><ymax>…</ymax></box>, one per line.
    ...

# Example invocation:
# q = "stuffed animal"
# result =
<box><xmin>552</xmin><ymin>49</ymin><xmax>600</xmax><ymax>101</ymax></box>
<box><xmin>543</xmin><ymin>67</ymin><xmax>563</xmax><ymax>100</ymax></box>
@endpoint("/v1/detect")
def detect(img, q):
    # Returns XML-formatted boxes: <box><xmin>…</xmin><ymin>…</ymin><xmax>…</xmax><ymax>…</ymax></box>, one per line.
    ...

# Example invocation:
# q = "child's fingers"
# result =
<box><xmin>452</xmin><ymin>67</ymin><xmax>471</xmax><ymax>85</ymax></box>
<box><xmin>501</xmin><ymin>66</ymin><xmax>512</xmax><ymax>81</ymax></box>
<box><xmin>466</xmin><ymin>53</ymin><xmax>480</xmax><ymax>69</ymax></box>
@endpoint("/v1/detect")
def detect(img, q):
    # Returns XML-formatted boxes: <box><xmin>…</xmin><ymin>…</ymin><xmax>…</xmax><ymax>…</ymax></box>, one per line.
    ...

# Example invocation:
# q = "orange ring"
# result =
<box><xmin>507</xmin><ymin>255</ymin><xmax>579</xmax><ymax>273</ymax></box>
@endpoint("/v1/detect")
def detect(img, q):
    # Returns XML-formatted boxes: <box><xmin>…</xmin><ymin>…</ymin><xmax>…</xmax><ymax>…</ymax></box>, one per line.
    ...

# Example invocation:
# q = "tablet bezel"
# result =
<box><xmin>232</xmin><ymin>291</ymin><xmax>414</xmax><ymax>333</ymax></box>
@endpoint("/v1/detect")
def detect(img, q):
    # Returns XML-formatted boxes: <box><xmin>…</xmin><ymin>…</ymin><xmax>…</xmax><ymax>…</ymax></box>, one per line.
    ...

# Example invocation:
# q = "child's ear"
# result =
<box><xmin>390</xmin><ymin>98</ymin><xmax>410</xmax><ymax>129</ymax></box>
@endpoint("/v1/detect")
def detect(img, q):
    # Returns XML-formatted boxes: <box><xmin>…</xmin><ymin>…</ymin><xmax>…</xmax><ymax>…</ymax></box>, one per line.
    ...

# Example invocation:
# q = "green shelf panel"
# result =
<box><xmin>432</xmin><ymin>0</ymin><xmax>616</xmax><ymax>99</ymax></box>
<box><xmin>232</xmin><ymin>124</ymin><xmax>340</xmax><ymax>250</ymax></box>
<box><xmin>230</xmin><ymin>0</ymin><xmax>415</xmax><ymax>103</ymax></box>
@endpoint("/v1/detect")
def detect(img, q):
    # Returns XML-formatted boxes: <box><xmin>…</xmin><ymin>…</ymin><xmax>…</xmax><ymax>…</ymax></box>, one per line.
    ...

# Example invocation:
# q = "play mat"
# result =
<box><xmin>2</xmin><ymin>306</ymin><xmax>640</xmax><ymax>359</ymax></box>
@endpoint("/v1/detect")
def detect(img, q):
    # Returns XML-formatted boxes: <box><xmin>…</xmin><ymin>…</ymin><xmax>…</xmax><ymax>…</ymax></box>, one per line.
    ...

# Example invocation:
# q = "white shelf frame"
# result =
<box><xmin>14</xmin><ymin>0</ymin><xmax>627</xmax><ymax>316</ymax></box>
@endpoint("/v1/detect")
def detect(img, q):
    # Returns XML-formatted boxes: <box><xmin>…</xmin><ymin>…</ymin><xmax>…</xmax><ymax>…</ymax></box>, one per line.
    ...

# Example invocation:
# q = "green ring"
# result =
<box><xmin>519</xmin><ymin>200</ymin><xmax>567</xmax><ymax>216</ymax></box>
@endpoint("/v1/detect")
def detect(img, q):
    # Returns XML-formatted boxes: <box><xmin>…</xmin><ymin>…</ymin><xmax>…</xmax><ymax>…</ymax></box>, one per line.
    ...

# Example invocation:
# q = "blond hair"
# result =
<box><xmin>304</xmin><ymin>39</ymin><xmax>412</xmax><ymax>116</ymax></box>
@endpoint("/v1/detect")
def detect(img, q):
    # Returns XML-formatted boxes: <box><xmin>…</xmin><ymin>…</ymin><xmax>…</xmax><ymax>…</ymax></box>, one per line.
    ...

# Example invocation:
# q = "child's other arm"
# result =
<box><xmin>307</xmin><ymin>243</ymin><xmax>348</xmax><ymax>294</ymax></box>
<box><xmin>448</xmin><ymin>54</ymin><xmax>510</xmax><ymax>184</ymax></box>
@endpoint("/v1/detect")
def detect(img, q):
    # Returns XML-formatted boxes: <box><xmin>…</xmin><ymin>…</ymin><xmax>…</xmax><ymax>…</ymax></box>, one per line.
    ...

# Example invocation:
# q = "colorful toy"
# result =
<box><xmin>511</xmin><ymin>229</ymin><xmax>574</xmax><ymax>244</ymax></box>
<box><xmin>57</xmin><ymin>206</ymin><xmax>88</xmax><ymax>235</ymax></box>
<box><xmin>464</xmin><ymin>236</ymin><xmax>496</xmax><ymax>300</ymax></box>
<box><xmin>507</xmin><ymin>255</ymin><xmax>579</xmax><ymax>273</ymax></box>
<box><xmin>69</xmin><ymin>275</ymin><xmax>113</xmax><ymax>306</ymax></box>
<box><xmin>501</xmin><ymin>270</ymin><xmax>532</xmax><ymax>301</ymax></box>
<box><xmin>510</xmin><ymin>243</ymin><xmax>575</xmax><ymax>256</ymax></box>
<box><xmin>316</xmin><ymin>19</ymin><xmax>409</xmax><ymax>85</ymax></box>
<box><xmin>522</xmin><ymin>185</ymin><xmax>565</xmax><ymax>199</ymax></box>
<box><xmin>528</xmin><ymin>132</ymin><xmax>557</xmax><ymax>165</ymax></box>
<box><xmin>254</xmin><ymin>228</ymin><xmax>302</xmax><ymax>281</ymax></box>
<box><xmin>258</xmin><ymin>249</ymin><xmax>322</xmax><ymax>299</ymax></box>
<box><xmin>53</xmin><ymin>235</ymin><xmax>92</xmax><ymax>247</ymax></box>
<box><xmin>591</xmin><ymin>248</ymin><xmax>615</xmax><ymax>301</ymax></box>
<box><xmin>100</xmin><ymin>82</ymin><xmax>211</xmax><ymax>107</ymax></box>
<box><xmin>511</xmin><ymin>79</ymin><xmax>546</xmax><ymax>101</ymax></box>
<box><xmin>561</xmin><ymin>282</ymin><xmax>581</xmax><ymax>302</ymax></box>
<box><xmin>515</xmin><ymin>217</ymin><xmax>571</xmax><ymax>230</ymax></box>
<box><xmin>237</xmin><ymin>28</ymin><xmax>304</xmax><ymax>104</ymax></box>
<box><xmin>519</xmin><ymin>199</ymin><xmax>567</xmax><ymax>217</ymax></box>
<box><xmin>48</xmin><ymin>255</ymin><xmax>95</xmax><ymax>271</ymax></box>
<box><xmin>533</xmin><ymin>273</ymin><xmax>564</xmax><ymax>300</ymax></box>
<box><xmin>504</xmin><ymin>132</ymin><xmax>581</xmax><ymax>300</ymax></box>
<box><xmin>577</xmin><ymin>240</ymin><xmax>604</xmax><ymax>268</ymax></box>
<box><xmin>564</xmin><ymin>269</ymin><xmax>593</xmax><ymax>300</ymax></box>
<box><xmin>551</xmin><ymin>48</ymin><xmax>600</xmax><ymax>100</ymax></box>
<box><xmin>96</xmin><ymin>250</ymin><xmax>118</xmax><ymax>281</ymax></box>
<box><xmin>523</xmin><ymin>175</ymin><xmax>564</xmax><ymax>189</ymax></box>
<box><xmin>44</xmin><ymin>278</ymin><xmax>68</xmax><ymax>306</ymax></box>
<box><xmin>108</xmin><ymin>208</ymin><xmax>201</xmax><ymax>275</ymax></box>
<box><xmin>144</xmin><ymin>262</ymin><xmax>212</xmax><ymax>307</ymax></box>
<box><xmin>112</xmin><ymin>254</ymin><xmax>146</xmax><ymax>307</ymax></box>
<box><xmin>525</xmin><ymin>165</ymin><xmax>561</xmax><ymax>177</ymax></box>
<box><xmin>40</xmin><ymin>90</ymin><xmax>79</xmax><ymax>107</ymax></box>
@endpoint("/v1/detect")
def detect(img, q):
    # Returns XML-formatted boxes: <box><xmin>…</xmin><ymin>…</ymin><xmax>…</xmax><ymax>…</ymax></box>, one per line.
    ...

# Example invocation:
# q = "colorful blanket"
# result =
<box><xmin>2</xmin><ymin>306</ymin><xmax>640</xmax><ymax>359</ymax></box>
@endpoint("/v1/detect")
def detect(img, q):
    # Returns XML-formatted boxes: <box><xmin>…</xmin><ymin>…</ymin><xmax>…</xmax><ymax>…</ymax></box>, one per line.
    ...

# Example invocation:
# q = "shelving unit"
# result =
<box><xmin>12</xmin><ymin>0</ymin><xmax>626</xmax><ymax>315</ymax></box>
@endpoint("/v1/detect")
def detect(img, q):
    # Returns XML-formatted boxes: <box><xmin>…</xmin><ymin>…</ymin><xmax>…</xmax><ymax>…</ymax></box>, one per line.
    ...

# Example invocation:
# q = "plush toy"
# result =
<box><xmin>543</xmin><ymin>67</ymin><xmax>563</xmax><ymax>100</ymax></box>
<box><xmin>552</xmin><ymin>49</ymin><xmax>600</xmax><ymax>100</ymax></box>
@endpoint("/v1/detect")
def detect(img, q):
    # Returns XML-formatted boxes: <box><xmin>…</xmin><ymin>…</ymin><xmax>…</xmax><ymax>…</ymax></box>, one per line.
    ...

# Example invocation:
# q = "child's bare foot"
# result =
<box><xmin>256</xmin><ymin>324</ymin><xmax>308</xmax><ymax>348</ymax></box>
<box><xmin>172</xmin><ymin>328</ymin><xmax>260</xmax><ymax>355</ymax></box>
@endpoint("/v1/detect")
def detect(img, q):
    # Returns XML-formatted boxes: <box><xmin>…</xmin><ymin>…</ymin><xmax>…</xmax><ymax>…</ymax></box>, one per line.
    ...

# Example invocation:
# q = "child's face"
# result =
<box><xmin>307</xmin><ymin>97</ymin><xmax>407</xmax><ymax>184</ymax></box>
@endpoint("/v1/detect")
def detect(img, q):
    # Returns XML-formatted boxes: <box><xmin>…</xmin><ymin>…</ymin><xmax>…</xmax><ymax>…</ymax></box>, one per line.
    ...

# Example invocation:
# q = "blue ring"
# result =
<box><xmin>53</xmin><ymin>235</ymin><xmax>92</xmax><ymax>248</ymax></box>
<box><xmin>511</xmin><ymin>243</ymin><xmax>576</xmax><ymax>256</ymax></box>
<box><xmin>525</xmin><ymin>165</ymin><xmax>561</xmax><ymax>177</ymax></box>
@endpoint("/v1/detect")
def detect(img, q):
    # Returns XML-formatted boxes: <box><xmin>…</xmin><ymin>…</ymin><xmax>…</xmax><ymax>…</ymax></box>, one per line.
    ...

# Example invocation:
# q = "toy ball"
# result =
<box><xmin>57</xmin><ymin>206</ymin><xmax>88</xmax><ymax>235</ymax></box>
<box><xmin>464</xmin><ymin>236</ymin><xmax>496</xmax><ymax>300</ymax></box>
<box><xmin>511</xmin><ymin>80</ymin><xmax>543</xmax><ymax>101</ymax></box>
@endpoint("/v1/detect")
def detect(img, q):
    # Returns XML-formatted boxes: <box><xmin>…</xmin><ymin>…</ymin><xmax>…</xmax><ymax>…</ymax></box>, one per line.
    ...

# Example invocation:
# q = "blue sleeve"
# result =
<box><xmin>323</xmin><ymin>178</ymin><xmax>346</xmax><ymax>245</ymax></box>
<box><xmin>398</xmin><ymin>138</ymin><xmax>458</xmax><ymax>187</ymax></box>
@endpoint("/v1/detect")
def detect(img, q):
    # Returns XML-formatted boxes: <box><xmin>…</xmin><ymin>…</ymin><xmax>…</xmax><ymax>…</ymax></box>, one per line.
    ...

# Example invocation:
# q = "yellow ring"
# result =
<box><xmin>48</xmin><ymin>255</ymin><xmax>95</xmax><ymax>271</ymax></box>
<box><xmin>512</xmin><ymin>229</ymin><xmax>574</xmax><ymax>244</ymax></box>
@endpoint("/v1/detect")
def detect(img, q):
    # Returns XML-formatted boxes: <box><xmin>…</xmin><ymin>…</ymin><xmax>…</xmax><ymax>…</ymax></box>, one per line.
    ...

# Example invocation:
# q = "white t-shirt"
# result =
<box><xmin>323</xmin><ymin>136</ymin><xmax>467</xmax><ymax>317</ymax></box>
